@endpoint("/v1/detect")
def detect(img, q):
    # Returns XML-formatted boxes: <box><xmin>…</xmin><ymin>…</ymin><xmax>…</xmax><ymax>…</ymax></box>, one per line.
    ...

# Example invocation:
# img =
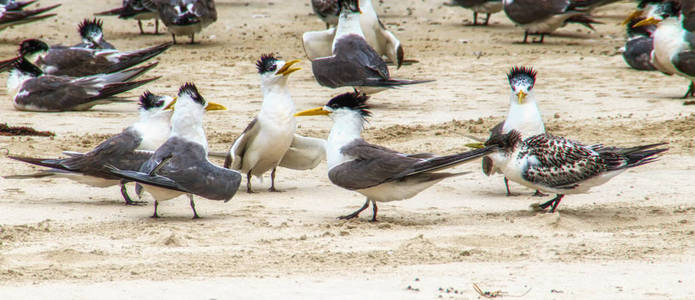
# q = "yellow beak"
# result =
<box><xmin>163</xmin><ymin>97</ymin><xmax>177</xmax><ymax>110</ymax></box>
<box><xmin>294</xmin><ymin>107</ymin><xmax>330</xmax><ymax>117</ymax></box>
<box><xmin>517</xmin><ymin>91</ymin><xmax>526</xmax><ymax>104</ymax></box>
<box><xmin>465</xmin><ymin>142</ymin><xmax>484</xmax><ymax>149</ymax></box>
<box><xmin>275</xmin><ymin>59</ymin><xmax>301</xmax><ymax>76</ymax></box>
<box><xmin>205</xmin><ymin>101</ymin><xmax>226</xmax><ymax>111</ymax></box>
<box><xmin>633</xmin><ymin>17</ymin><xmax>660</xmax><ymax>28</ymax></box>
<box><xmin>621</xmin><ymin>10</ymin><xmax>643</xmax><ymax>26</ymax></box>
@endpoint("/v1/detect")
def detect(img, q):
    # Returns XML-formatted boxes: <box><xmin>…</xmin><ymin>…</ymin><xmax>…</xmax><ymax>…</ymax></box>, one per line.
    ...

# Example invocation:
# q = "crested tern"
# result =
<box><xmin>106</xmin><ymin>83</ymin><xmax>237</xmax><ymax>218</ymax></box>
<box><xmin>7</xmin><ymin>58</ymin><xmax>159</xmax><ymax>111</ymax></box>
<box><xmin>96</xmin><ymin>0</ymin><xmax>161</xmax><ymax>35</ymax></box>
<box><xmin>7</xmin><ymin>91</ymin><xmax>174</xmax><ymax>205</ymax></box>
<box><xmin>0</xmin><ymin>39</ymin><xmax>172</xmax><ymax>76</ymax></box>
<box><xmin>310</xmin><ymin>0</ymin><xmax>432</xmax><ymax>93</ymax></box>
<box><xmin>485</xmin><ymin>130</ymin><xmax>667</xmax><ymax>213</ymax></box>
<box><xmin>148</xmin><ymin>0</ymin><xmax>217</xmax><ymax>44</ymax></box>
<box><xmin>224</xmin><ymin>54</ymin><xmax>301</xmax><ymax>193</ymax></box>
<box><xmin>295</xmin><ymin>91</ymin><xmax>497</xmax><ymax>221</ymax></box>
<box><xmin>502</xmin><ymin>0</ymin><xmax>600</xmax><ymax>43</ymax></box>
<box><xmin>74</xmin><ymin>18</ymin><xmax>116</xmax><ymax>50</ymax></box>
<box><xmin>445</xmin><ymin>0</ymin><xmax>503</xmax><ymax>26</ymax></box>
<box><xmin>633</xmin><ymin>0</ymin><xmax>695</xmax><ymax>98</ymax></box>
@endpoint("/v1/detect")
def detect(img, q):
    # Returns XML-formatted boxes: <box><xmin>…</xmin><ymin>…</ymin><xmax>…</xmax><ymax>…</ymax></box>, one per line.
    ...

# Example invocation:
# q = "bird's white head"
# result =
<box><xmin>507</xmin><ymin>66</ymin><xmax>537</xmax><ymax>106</ymax></box>
<box><xmin>256</xmin><ymin>54</ymin><xmax>301</xmax><ymax>90</ymax></box>
<box><xmin>295</xmin><ymin>91</ymin><xmax>370</xmax><ymax>133</ymax></box>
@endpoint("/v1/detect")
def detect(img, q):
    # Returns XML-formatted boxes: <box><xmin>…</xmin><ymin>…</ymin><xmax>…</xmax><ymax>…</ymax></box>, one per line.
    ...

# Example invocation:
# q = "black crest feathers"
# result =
<box><xmin>507</xmin><ymin>66</ymin><xmax>537</xmax><ymax>89</ymax></box>
<box><xmin>178</xmin><ymin>82</ymin><xmax>205</xmax><ymax>105</ymax></box>
<box><xmin>256</xmin><ymin>54</ymin><xmax>278</xmax><ymax>74</ymax></box>
<box><xmin>14</xmin><ymin>57</ymin><xmax>43</xmax><ymax>77</ymax></box>
<box><xmin>326</xmin><ymin>91</ymin><xmax>371</xmax><ymax>117</ymax></box>
<box><xmin>338</xmin><ymin>0</ymin><xmax>360</xmax><ymax>13</ymax></box>
<box><xmin>485</xmin><ymin>129</ymin><xmax>522</xmax><ymax>152</ymax></box>
<box><xmin>637</xmin><ymin>0</ymin><xmax>663</xmax><ymax>9</ymax></box>
<box><xmin>78</xmin><ymin>18</ymin><xmax>104</xmax><ymax>37</ymax></box>
<box><xmin>138</xmin><ymin>91</ymin><xmax>164</xmax><ymax>110</ymax></box>
<box><xmin>18</xmin><ymin>39</ymin><xmax>49</xmax><ymax>56</ymax></box>
<box><xmin>660</xmin><ymin>0</ymin><xmax>682</xmax><ymax>16</ymax></box>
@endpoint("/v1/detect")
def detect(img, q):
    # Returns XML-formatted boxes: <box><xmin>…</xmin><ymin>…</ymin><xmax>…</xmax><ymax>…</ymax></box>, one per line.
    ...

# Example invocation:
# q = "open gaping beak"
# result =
<box><xmin>275</xmin><ymin>59</ymin><xmax>301</xmax><ymax>76</ymax></box>
<box><xmin>621</xmin><ymin>10</ymin><xmax>644</xmax><ymax>26</ymax></box>
<box><xmin>517</xmin><ymin>91</ymin><xmax>526</xmax><ymax>104</ymax></box>
<box><xmin>633</xmin><ymin>17</ymin><xmax>660</xmax><ymax>27</ymax></box>
<box><xmin>294</xmin><ymin>107</ymin><xmax>330</xmax><ymax>117</ymax></box>
<box><xmin>205</xmin><ymin>102</ymin><xmax>227</xmax><ymax>111</ymax></box>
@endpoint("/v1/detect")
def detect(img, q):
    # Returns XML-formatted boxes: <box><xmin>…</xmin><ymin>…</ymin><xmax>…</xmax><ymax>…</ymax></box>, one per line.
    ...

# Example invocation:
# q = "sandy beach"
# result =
<box><xmin>1</xmin><ymin>0</ymin><xmax>694</xmax><ymax>298</ymax></box>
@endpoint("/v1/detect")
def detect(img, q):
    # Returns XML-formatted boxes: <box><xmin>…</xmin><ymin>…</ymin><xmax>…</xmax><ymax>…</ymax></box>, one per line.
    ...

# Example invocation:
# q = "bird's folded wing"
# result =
<box><xmin>224</xmin><ymin>117</ymin><xmax>259</xmax><ymax>169</ymax></box>
<box><xmin>673</xmin><ymin>51</ymin><xmax>695</xmax><ymax>77</ymax></box>
<box><xmin>279</xmin><ymin>134</ymin><xmax>326</xmax><ymax>170</ymax></box>
<box><xmin>302</xmin><ymin>28</ymin><xmax>335</xmax><ymax>60</ymax></box>
<box><xmin>521</xmin><ymin>136</ymin><xmax>604</xmax><ymax>189</ymax></box>
<box><xmin>328</xmin><ymin>139</ymin><xmax>418</xmax><ymax>190</ymax></box>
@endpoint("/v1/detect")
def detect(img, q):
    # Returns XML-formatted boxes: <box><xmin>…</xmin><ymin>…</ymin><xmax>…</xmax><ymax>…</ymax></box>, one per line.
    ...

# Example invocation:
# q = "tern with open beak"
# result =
<box><xmin>295</xmin><ymin>91</ymin><xmax>497</xmax><ymax>221</ymax></box>
<box><xmin>224</xmin><ymin>54</ymin><xmax>303</xmax><ymax>193</ymax></box>
<box><xmin>106</xmin><ymin>83</ymin><xmax>238</xmax><ymax>218</ymax></box>
<box><xmin>7</xmin><ymin>91</ymin><xmax>175</xmax><ymax>205</ymax></box>
<box><xmin>633</xmin><ymin>0</ymin><xmax>695</xmax><ymax>98</ymax></box>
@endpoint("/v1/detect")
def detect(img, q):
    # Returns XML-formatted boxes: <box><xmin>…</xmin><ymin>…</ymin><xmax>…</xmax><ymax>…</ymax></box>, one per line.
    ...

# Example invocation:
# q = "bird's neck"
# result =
<box><xmin>7</xmin><ymin>70</ymin><xmax>33</xmax><ymax>96</ymax></box>
<box><xmin>260</xmin><ymin>82</ymin><xmax>296</xmax><ymax>122</ymax></box>
<box><xmin>133</xmin><ymin>111</ymin><xmax>173</xmax><ymax>151</ymax></box>
<box><xmin>327</xmin><ymin>112</ymin><xmax>364</xmax><ymax>168</ymax></box>
<box><xmin>360</xmin><ymin>0</ymin><xmax>377</xmax><ymax>18</ymax></box>
<box><xmin>504</xmin><ymin>93</ymin><xmax>545</xmax><ymax>137</ymax></box>
<box><xmin>653</xmin><ymin>18</ymin><xmax>686</xmax><ymax>74</ymax></box>
<box><xmin>333</xmin><ymin>11</ymin><xmax>364</xmax><ymax>51</ymax></box>
<box><xmin>170</xmin><ymin>109</ymin><xmax>208</xmax><ymax>151</ymax></box>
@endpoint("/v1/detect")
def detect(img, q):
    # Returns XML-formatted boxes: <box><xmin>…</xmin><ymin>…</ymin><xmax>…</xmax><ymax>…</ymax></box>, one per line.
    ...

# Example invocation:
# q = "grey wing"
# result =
<box><xmin>328</xmin><ymin>139</ymin><xmax>419</xmax><ymax>190</ymax></box>
<box><xmin>312</xmin><ymin>0</ymin><xmax>339</xmax><ymax>18</ymax></box>
<box><xmin>302</xmin><ymin>28</ymin><xmax>336</xmax><ymax>60</ymax></box>
<box><xmin>279</xmin><ymin>134</ymin><xmax>326</xmax><ymax>170</ymax></box>
<box><xmin>521</xmin><ymin>135</ymin><xmax>605</xmax><ymax>189</ymax></box>
<box><xmin>224</xmin><ymin>117</ymin><xmax>259</xmax><ymax>169</ymax></box>
<box><xmin>504</xmin><ymin>0</ymin><xmax>567</xmax><ymax>24</ymax></box>
<box><xmin>337</xmin><ymin>36</ymin><xmax>389</xmax><ymax>79</ymax></box>
<box><xmin>624</xmin><ymin>37</ymin><xmax>655</xmax><ymax>71</ymax></box>
<box><xmin>199</xmin><ymin>0</ymin><xmax>217</xmax><ymax>21</ymax></box>
<box><xmin>312</xmin><ymin>37</ymin><xmax>389</xmax><ymax>88</ymax></box>
<box><xmin>157</xmin><ymin>139</ymin><xmax>241</xmax><ymax>201</ymax></box>
<box><xmin>15</xmin><ymin>76</ymin><xmax>96</xmax><ymax>111</ymax></box>
<box><xmin>61</xmin><ymin>127</ymin><xmax>142</xmax><ymax>170</ymax></box>
<box><xmin>673</xmin><ymin>51</ymin><xmax>695</xmax><ymax>77</ymax></box>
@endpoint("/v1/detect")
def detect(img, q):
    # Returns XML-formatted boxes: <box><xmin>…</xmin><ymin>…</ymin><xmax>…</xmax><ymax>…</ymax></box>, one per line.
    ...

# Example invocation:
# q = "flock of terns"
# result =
<box><xmin>2</xmin><ymin>0</ymin><xmax>680</xmax><ymax>221</ymax></box>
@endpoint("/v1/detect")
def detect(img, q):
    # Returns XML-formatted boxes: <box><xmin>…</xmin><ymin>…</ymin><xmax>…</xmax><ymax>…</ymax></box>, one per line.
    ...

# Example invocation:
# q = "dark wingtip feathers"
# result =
<box><xmin>326</xmin><ymin>90</ymin><xmax>371</xmax><ymax>117</ymax></box>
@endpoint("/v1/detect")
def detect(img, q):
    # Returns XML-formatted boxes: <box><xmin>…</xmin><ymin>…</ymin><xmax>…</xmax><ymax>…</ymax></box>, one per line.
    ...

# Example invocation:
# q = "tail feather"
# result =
<box><xmin>8</xmin><ymin>0</ymin><xmax>39</xmax><ymax>11</ymax></box>
<box><xmin>105</xmin><ymin>165</ymin><xmax>188</xmax><ymax>193</ymax></box>
<box><xmin>0</xmin><ymin>12</ymin><xmax>56</xmax><ymax>27</ymax></box>
<box><xmin>362</xmin><ymin>78</ymin><xmax>435</xmax><ymax>87</ymax></box>
<box><xmin>8</xmin><ymin>155</ymin><xmax>71</xmax><ymax>171</ymax></box>
<box><xmin>600</xmin><ymin>143</ymin><xmax>669</xmax><ymax>171</ymax></box>
<box><xmin>398</xmin><ymin>146</ymin><xmax>496</xmax><ymax>177</ymax></box>
<box><xmin>3</xmin><ymin>3</ymin><xmax>61</xmax><ymax>19</ymax></box>
<box><xmin>101</xmin><ymin>62</ymin><xmax>159</xmax><ymax>83</ymax></box>
<box><xmin>103</xmin><ymin>42</ymin><xmax>173</xmax><ymax>74</ymax></box>
<box><xmin>91</xmin><ymin>77</ymin><xmax>160</xmax><ymax>100</ymax></box>
<box><xmin>94</xmin><ymin>6</ymin><xmax>127</xmax><ymax>16</ymax></box>
<box><xmin>566</xmin><ymin>15</ymin><xmax>603</xmax><ymax>31</ymax></box>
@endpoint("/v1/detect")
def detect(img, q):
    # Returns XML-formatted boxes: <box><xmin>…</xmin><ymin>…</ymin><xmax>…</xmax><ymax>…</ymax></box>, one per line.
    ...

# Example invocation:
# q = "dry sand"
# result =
<box><xmin>1</xmin><ymin>0</ymin><xmax>694</xmax><ymax>298</ymax></box>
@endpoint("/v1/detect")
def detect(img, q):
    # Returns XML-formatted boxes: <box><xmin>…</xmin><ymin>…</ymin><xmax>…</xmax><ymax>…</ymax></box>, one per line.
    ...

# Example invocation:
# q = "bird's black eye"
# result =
<box><xmin>155</xmin><ymin>100</ymin><xmax>164</xmax><ymax>107</ymax></box>
<box><xmin>269</xmin><ymin>64</ymin><xmax>277</xmax><ymax>72</ymax></box>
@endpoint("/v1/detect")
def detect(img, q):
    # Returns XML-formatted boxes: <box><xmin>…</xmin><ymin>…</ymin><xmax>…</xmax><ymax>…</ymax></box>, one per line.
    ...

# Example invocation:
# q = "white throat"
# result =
<box><xmin>327</xmin><ymin>110</ymin><xmax>364</xmax><ymax>169</ymax></box>
<box><xmin>502</xmin><ymin>91</ymin><xmax>545</xmax><ymax>137</ymax></box>
<box><xmin>333</xmin><ymin>10</ymin><xmax>364</xmax><ymax>52</ymax></box>
<box><xmin>259</xmin><ymin>77</ymin><xmax>296</xmax><ymax>127</ymax></box>
<box><xmin>133</xmin><ymin>110</ymin><xmax>173</xmax><ymax>151</ymax></box>
<box><xmin>652</xmin><ymin>17</ymin><xmax>687</xmax><ymax>76</ymax></box>
<box><xmin>170</xmin><ymin>99</ymin><xmax>208</xmax><ymax>151</ymax></box>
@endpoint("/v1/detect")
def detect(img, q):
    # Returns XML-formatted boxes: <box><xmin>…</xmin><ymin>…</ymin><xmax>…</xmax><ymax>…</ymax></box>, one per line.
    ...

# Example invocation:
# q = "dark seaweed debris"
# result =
<box><xmin>0</xmin><ymin>123</ymin><xmax>54</xmax><ymax>137</ymax></box>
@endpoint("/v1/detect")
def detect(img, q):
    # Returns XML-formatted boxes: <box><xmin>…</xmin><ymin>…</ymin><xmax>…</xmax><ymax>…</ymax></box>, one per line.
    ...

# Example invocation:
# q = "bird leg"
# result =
<box><xmin>151</xmin><ymin>200</ymin><xmax>160</xmax><ymax>218</ymax></box>
<box><xmin>121</xmin><ymin>182</ymin><xmax>146</xmax><ymax>206</ymax></box>
<box><xmin>338</xmin><ymin>199</ymin><xmax>371</xmax><ymax>220</ymax></box>
<box><xmin>268</xmin><ymin>167</ymin><xmax>282</xmax><ymax>192</ymax></box>
<box><xmin>683</xmin><ymin>82</ymin><xmax>695</xmax><ymax>99</ymax></box>
<box><xmin>484</xmin><ymin>13</ymin><xmax>491</xmax><ymax>25</ymax></box>
<box><xmin>171</xmin><ymin>34</ymin><xmax>177</xmax><ymax>44</ymax></box>
<box><xmin>370</xmin><ymin>199</ymin><xmax>378</xmax><ymax>222</ymax></box>
<box><xmin>522</xmin><ymin>31</ymin><xmax>529</xmax><ymax>43</ymax></box>
<box><xmin>189</xmin><ymin>34</ymin><xmax>196</xmax><ymax>44</ymax></box>
<box><xmin>504</xmin><ymin>177</ymin><xmax>518</xmax><ymax>196</ymax></box>
<box><xmin>538</xmin><ymin>194</ymin><xmax>564</xmax><ymax>213</ymax></box>
<box><xmin>246</xmin><ymin>170</ymin><xmax>255</xmax><ymax>193</ymax></box>
<box><xmin>138</xmin><ymin>20</ymin><xmax>144</xmax><ymax>34</ymax></box>
<box><xmin>473</xmin><ymin>12</ymin><xmax>478</xmax><ymax>25</ymax></box>
<box><xmin>532</xmin><ymin>34</ymin><xmax>545</xmax><ymax>44</ymax></box>
<box><xmin>155</xmin><ymin>19</ymin><xmax>159</xmax><ymax>34</ymax></box>
<box><xmin>532</xmin><ymin>190</ymin><xmax>548</xmax><ymax>197</ymax></box>
<box><xmin>189</xmin><ymin>194</ymin><xmax>200</xmax><ymax>219</ymax></box>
